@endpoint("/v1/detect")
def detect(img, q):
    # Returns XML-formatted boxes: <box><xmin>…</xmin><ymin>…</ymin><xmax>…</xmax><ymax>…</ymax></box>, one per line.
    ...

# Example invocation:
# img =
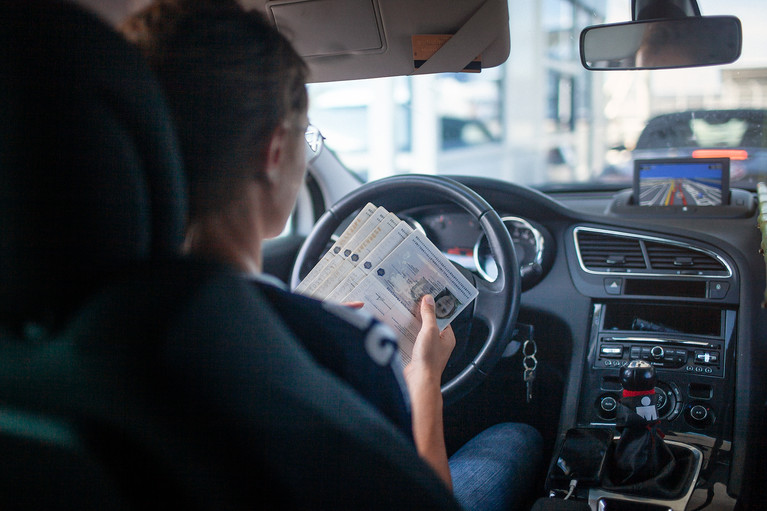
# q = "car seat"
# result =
<box><xmin>0</xmin><ymin>1</ymin><xmax>461</xmax><ymax>509</ymax></box>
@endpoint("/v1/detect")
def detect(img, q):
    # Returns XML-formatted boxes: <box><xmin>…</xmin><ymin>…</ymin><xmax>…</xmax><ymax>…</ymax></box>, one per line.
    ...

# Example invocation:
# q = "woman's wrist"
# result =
<box><xmin>405</xmin><ymin>366</ymin><xmax>451</xmax><ymax>490</ymax></box>
<box><xmin>404</xmin><ymin>365</ymin><xmax>442</xmax><ymax>395</ymax></box>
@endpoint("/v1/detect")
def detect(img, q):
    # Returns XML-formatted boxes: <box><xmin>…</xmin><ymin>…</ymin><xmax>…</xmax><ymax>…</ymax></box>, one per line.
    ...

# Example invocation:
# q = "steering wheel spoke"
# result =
<box><xmin>473</xmin><ymin>279</ymin><xmax>507</xmax><ymax>329</ymax></box>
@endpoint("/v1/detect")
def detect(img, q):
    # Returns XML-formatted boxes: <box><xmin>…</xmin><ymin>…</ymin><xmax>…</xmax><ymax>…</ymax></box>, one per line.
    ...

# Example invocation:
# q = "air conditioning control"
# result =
<box><xmin>685</xmin><ymin>403</ymin><xmax>714</xmax><ymax>428</ymax></box>
<box><xmin>600</xmin><ymin>396</ymin><xmax>618</xmax><ymax>412</ymax></box>
<box><xmin>595</xmin><ymin>393</ymin><xmax>619</xmax><ymax>420</ymax></box>
<box><xmin>690</xmin><ymin>405</ymin><xmax>708</xmax><ymax>421</ymax></box>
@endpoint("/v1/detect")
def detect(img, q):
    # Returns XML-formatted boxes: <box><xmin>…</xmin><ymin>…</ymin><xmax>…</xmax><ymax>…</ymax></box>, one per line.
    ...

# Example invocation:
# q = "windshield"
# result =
<box><xmin>307</xmin><ymin>0</ymin><xmax>767</xmax><ymax>191</ymax></box>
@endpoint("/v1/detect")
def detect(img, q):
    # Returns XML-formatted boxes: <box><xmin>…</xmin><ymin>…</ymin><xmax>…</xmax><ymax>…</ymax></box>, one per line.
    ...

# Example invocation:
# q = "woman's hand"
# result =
<box><xmin>403</xmin><ymin>294</ymin><xmax>456</xmax><ymax>490</ymax></box>
<box><xmin>405</xmin><ymin>294</ymin><xmax>456</xmax><ymax>388</ymax></box>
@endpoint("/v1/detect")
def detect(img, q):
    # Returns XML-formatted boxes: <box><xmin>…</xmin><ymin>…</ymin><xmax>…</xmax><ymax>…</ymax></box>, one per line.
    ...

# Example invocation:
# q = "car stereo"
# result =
<box><xmin>596</xmin><ymin>335</ymin><xmax>724</xmax><ymax>377</ymax></box>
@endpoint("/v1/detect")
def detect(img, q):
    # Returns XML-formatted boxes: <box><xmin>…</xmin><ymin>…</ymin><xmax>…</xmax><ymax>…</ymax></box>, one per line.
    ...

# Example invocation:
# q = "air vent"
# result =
<box><xmin>576</xmin><ymin>230</ymin><xmax>647</xmax><ymax>270</ymax></box>
<box><xmin>574</xmin><ymin>227</ymin><xmax>732</xmax><ymax>278</ymax></box>
<box><xmin>645</xmin><ymin>241</ymin><xmax>728</xmax><ymax>273</ymax></box>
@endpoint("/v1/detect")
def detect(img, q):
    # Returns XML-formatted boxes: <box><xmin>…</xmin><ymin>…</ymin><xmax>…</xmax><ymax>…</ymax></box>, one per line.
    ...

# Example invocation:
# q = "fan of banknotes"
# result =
<box><xmin>295</xmin><ymin>203</ymin><xmax>478</xmax><ymax>363</ymax></box>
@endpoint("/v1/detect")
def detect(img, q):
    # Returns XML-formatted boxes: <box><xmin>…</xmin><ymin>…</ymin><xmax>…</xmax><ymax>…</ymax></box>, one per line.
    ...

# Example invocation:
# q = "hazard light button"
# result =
<box><xmin>604</xmin><ymin>277</ymin><xmax>622</xmax><ymax>295</ymax></box>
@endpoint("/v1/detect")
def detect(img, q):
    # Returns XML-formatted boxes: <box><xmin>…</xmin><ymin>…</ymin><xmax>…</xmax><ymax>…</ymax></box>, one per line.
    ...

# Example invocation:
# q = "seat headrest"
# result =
<box><xmin>0</xmin><ymin>0</ymin><xmax>188</xmax><ymax>331</ymax></box>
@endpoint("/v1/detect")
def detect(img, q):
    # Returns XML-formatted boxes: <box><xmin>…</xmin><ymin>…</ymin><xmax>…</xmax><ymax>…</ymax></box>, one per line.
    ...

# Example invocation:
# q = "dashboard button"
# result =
<box><xmin>708</xmin><ymin>281</ymin><xmax>729</xmax><ymax>299</ymax></box>
<box><xmin>690</xmin><ymin>405</ymin><xmax>708</xmax><ymax>421</ymax></box>
<box><xmin>604</xmin><ymin>278</ymin><xmax>622</xmax><ymax>295</ymax></box>
<box><xmin>695</xmin><ymin>351</ymin><xmax>719</xmax><ymax>365</ymax></box>
<box><xmin>601</xmin><ymin>345</ymin><xmax>623</xmax><ymax>358</ymax></box>
<box><xmin>600</xmin><ymin>396</ymin><xmax>618</xmax><ymax>412</ymax></box>
<box><xmin>685</xmin><ymin>403</ymin><xmax>714</xmax><ymax>428</ymax></box>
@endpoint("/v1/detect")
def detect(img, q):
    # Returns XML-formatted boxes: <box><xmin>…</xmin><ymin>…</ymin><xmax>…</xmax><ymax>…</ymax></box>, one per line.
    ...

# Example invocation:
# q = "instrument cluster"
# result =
<box><xmin>408</xmin><ymin>208</ymin><xmax>553</xmax><ymax>290</ymax></box>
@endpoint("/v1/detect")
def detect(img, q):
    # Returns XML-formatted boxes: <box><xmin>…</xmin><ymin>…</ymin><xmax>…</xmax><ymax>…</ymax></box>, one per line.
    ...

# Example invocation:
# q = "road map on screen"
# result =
<box><xmin>635</xmin><ymin>159</ymin><xmax>729</xmax><ymax>207</ymax></box>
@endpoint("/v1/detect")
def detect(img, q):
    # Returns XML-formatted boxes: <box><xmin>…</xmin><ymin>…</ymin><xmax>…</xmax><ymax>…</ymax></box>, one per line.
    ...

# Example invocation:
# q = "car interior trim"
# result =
<box><xmin>573</xmin><ymin>226</ymin><xmax>734</xmax><ymax>279</ymax></box>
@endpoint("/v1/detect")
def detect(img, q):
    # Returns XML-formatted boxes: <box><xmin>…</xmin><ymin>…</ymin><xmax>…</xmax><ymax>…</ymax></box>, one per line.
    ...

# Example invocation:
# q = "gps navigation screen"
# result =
<box><xmin>634</xmin><ymin>158</ymin><xmax>729</xmax><ymax>207</ymax></box>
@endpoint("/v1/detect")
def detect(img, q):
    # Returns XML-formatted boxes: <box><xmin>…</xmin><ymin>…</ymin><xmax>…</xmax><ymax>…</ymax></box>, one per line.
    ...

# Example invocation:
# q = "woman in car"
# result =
<box><xmin>121</xmin><ymin>1</ymin><xmax>542</xmax><ymax>509</ymax></box>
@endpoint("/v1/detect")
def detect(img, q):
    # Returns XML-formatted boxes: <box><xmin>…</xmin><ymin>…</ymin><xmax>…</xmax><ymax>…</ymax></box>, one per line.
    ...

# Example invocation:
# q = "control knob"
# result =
<box><xmin>685</xmin><ymin>403</ymin><xmax>714</xmax><ymax>428</ymax></box>
<box><xmin>690</xmin><ymin>405</ymin><xmax>708</xmax><ymax>421</ymax></box>
<box><xmin>596</xmin><ymin>394</ymin><xmax>619</xmax><ymax>420</ymax></box>
<box><xmin>650</xmin><ymin>346</ymin><xmax>664</xmax><ymax>360</ymax></box>
<box><xmin>601</xmin><ymin>395</ymin><xmax>618</xmax><ymax>412</ymax></box>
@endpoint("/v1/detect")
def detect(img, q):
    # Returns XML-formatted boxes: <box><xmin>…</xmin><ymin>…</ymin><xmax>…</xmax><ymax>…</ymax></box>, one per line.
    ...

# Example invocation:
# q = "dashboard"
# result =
<box><xmin>396</xmin><ymin>175</ymin><xmax>767</xmax><ymax>502</ymax></box>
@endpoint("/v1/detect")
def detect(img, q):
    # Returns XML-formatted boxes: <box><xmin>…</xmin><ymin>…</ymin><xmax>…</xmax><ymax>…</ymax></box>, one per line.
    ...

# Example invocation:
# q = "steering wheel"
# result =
<box><xmin>291</xmin><ymin>174</ymin><xmax>520</xmax><ymax>405</ymax></box>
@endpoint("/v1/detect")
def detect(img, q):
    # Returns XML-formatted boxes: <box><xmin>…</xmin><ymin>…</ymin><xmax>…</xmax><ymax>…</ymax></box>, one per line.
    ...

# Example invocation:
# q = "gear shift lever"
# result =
<box><xmin>619</xmin><ymin>360</ymin><xmax>658</xmax><ymax>422</ymax></box>
<box><xmin>603</xmin><ymin>360</ymin><xmax>677</xmax><ymax>491</ymax></box>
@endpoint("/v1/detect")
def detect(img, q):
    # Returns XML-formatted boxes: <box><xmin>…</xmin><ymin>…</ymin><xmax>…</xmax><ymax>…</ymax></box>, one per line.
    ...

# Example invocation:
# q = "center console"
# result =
<box><xmin>549</xmin><ymin>224</ymin><xmax>740</xmax><ymax>511</ymax></box>
<box><xmin>565</xmin><ymin>302</ymin><xmax>736</xmax><ymax>510</ymax></box>
<box><xmin>580</xmin><ymin>302</ymin><xmax>735</xmax><ymax>438</ymax></box>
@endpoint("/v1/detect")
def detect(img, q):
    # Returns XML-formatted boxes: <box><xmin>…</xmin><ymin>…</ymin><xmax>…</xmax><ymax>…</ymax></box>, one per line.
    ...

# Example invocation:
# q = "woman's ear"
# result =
<box><xmin>263</xmin><ymin>124</ymin><xmax>287</xmax><ymax>185</ymax></box>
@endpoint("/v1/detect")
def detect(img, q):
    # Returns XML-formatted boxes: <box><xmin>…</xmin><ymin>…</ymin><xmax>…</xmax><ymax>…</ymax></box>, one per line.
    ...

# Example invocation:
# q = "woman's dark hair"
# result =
<box><xmin>122</xmin><ymin>0</ymin><xmax>308</xmax><ymax>220</ymax></box>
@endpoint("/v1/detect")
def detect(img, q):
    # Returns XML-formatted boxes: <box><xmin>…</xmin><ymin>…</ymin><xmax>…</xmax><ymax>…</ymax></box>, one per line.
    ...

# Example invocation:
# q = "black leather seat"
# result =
<box><xmin>0</xmin><ymin>1</ymin><xmax>461</xmax><ymax>509</ymax></box>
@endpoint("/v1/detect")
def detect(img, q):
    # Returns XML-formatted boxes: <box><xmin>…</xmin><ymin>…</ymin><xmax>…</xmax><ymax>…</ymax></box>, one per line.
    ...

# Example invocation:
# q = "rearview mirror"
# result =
<box><xmin>580</xmin><ymin>16</ymin><xmax>741</xmax><ymax>70</ymax></box>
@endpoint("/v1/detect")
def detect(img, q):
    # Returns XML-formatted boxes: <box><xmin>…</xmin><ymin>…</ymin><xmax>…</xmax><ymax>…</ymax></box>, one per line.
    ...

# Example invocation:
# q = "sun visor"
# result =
<box><xmin>268</xmin><ymin>0</ymin><xmax>385</xmax><ymax>57</ymax></box>
<box><xmin>256</xmin><ymin>0</ymin><xmax>510</xmax><ymax>82</ymax></box>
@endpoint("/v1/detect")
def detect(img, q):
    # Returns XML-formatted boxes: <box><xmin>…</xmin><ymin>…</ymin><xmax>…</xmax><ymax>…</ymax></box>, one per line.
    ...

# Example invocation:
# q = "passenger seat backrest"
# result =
<box><xmin>0</xmin><ymin>0</ymin><xmax>187</xmax><ymax>332</ymax></box>
<box><xmin>0</xmin><ymin>1</ymin><xmax>187</xmax><ymax>508</ymax></box>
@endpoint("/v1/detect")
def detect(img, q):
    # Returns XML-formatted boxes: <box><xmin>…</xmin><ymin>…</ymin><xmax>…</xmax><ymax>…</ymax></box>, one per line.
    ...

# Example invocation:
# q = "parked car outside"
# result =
<box><xmin>600</xmin><ymin>109</ymin><xmax>767</xmax><ymax>187</ymax></box>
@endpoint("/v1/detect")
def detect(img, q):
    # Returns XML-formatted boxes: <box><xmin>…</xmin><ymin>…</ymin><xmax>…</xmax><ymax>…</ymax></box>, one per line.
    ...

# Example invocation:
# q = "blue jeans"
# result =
<box><xmin>449</xmin><ymin>423</ymin><xmax>543</xmax><ymax>511</ymax></box>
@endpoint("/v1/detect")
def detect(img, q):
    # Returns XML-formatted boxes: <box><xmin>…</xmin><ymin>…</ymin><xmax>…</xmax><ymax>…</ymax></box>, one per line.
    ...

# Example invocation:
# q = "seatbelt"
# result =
<box><xmin>412</xmin><ymin>0</ymin><xmax>508</xmax><ymax>75</ymax></box>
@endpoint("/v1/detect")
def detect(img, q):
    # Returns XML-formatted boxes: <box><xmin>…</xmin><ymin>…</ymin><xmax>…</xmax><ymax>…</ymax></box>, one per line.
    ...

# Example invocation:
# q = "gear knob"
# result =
<box><xmin>620</xmin><ymin>360</ymin><xmax>658</xmax><ymax>422</ymax></box>
<box><xmin>620</xmin><ymin>360</ymin><xmax>656</xmax><ymax>391</ymax></box>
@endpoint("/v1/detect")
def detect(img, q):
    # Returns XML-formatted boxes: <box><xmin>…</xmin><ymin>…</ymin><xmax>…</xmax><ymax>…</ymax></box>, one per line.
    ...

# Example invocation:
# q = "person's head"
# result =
<box><xmin>634</xmin><ymin>18</ymin><xmax>725</xmax><ymax>69</ymax></box>
<box><xmin>433</xmin><ymin>289</ymin><xmax>458</xmax><ymax>319</ymax></box>
<box><xmin>122</xmin><ymin>0</ymin><xmax>309</xmax><ymax>239</ymax></box>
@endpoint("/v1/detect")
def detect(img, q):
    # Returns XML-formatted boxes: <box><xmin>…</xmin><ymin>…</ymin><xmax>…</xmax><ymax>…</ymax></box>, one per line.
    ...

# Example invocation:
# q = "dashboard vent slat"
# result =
<box><xmin>574</xmin><ymin>227</ymin><xmax>732</xmax><ymax>278</ymax></box>
<box><xmin>576</xmin><ymin>231</ymin><xmax>647</xmax><ymax>270</ymax></box>
<box><xmin>645</xmin><ymin>241</ymin><xmax>727</xmax><ymax>272</ymax></box>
